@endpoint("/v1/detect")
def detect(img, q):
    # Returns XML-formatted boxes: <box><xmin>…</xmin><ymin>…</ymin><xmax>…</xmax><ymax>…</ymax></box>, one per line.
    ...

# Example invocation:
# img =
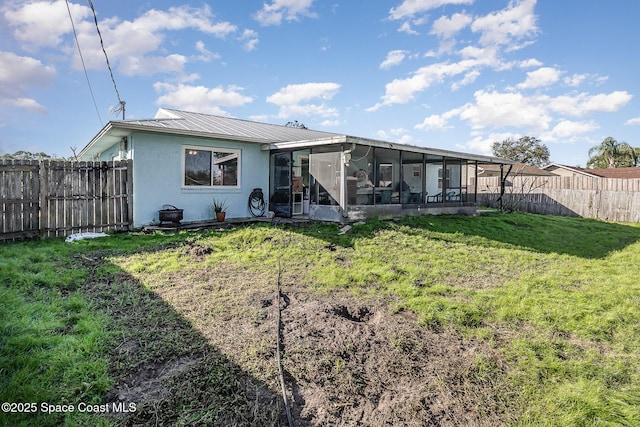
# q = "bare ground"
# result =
<box><xmin>81</xmin><ymin>248</ymin><xmax>511</xmax><ymax>426</ymax></box>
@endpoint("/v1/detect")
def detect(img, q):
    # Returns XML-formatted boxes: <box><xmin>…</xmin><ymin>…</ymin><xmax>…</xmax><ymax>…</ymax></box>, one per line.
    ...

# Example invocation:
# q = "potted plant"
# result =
<box><xmin>210</xmin><ymin>197</ymin><xmax>228</xmax><ymax>222</ymax></box>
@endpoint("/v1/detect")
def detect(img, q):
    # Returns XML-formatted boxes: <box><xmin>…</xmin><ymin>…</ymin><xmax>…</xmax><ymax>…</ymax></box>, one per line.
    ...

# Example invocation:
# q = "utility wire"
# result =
<box><xmin>86</xmin><ymin>0</ymin><xmax>125</xmax><ymax>119</ymax></box>
<box><xmin>65</xmin><ymin>0</ymin><xmax>102</xmax><ymax>125</ymax></box>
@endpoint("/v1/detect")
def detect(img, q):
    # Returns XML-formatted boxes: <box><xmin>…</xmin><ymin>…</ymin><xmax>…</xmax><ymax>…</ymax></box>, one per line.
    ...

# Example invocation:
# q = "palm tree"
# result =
<box><xmin>587</xmin><ymin>137</ymin><xmax>636</xmax><ymax>168</ymax></box>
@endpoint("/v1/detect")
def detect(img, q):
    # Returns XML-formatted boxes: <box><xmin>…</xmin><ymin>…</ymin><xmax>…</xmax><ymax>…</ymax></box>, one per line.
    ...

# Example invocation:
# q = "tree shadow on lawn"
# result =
<box><xmin>404</xmin><ymin>213</ymin><xmax>640</xmax><ymax>259</ymax></box>
<box><xmin>283</xmin><ymin>213</ymin><xmax>640</xmax><ymax>260</ymax></box>
<box><xmin>75</xmin><ymin>253</ymin><xmax>287</xmax><ymax>427</ymax></box>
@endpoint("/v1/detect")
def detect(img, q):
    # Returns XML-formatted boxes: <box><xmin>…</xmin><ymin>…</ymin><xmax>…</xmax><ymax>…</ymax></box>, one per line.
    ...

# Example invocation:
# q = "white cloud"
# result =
<box><xmin>375</xmin><ymin>128</ymin><xmax>413</xmax><ymax>143</ymax></box>
<box><xmin>516</xmin><ymin>66</ymin><xmax>561</xmax><ymax>89</ymax></box>
<box><xmin>267</xmin><ymin>82</ymin><xmax>340</xmax><ymax>105</ymax></box>
<box><xmin>154</xmin><ymin>83</ymin><xmax>253</xmax><ymax>115</ymax></box>
<box><xmin>543</xmin><ymin>120</ymin><xmax>598</xmax><ymax>141</ymax></box>
<box><xmin>126</xmin><ymin>6</ymin><xmax>237</xmax><ymax>37</ymax></box>
<box><xmin>240</xmin><ymin>29</ymin><xmax>259</xmax><ymax>51</ymax></box>
<box><xmin>0</xmin><ymin>97</ymin><xmax>48</xmax><ymax>114</ymax></box>
<box><xmin>388</xmin><ymin>0</ymin><xmax>474</xmax><ymax>21</ymax></box>
<box><xmin>431</xmin><ymin>12</ymin><xmax>472</xmax><ymax>38</ymax></box>
<box><xmin>373</xmin><ymin>3</ymin><xmax>542</xmax><ymax>111</ymax></box>
<box><xmin>549</xmin><ymin>91</ymin><xmax>632</xmax><ymax>117</ymax></box>
<box><xmin>419</xmin><ymin>88</ymin><xmax>631</xmax><ymax>154</ymax></box>
<box><xmin>5</xmin><ymin>2</ymin><xmax>238</xmax><ymax>77</ymax></box>
<box><xmin>253</xmin><ymin>0</ymin><xmax>317</xmax><ymax>26</ymax></box>
<box><xmin>398</xmin><ymin>21</ymin><xmax>420</xmax><ymax>35</ymax></box>
<box><xmin>398</xmin><ymin>134</ymin><xmax>414</xmax><ymax>144</ymax></box>
<box><xmin>194</xmin><ymin>41</ymin><xmax>220</xmax><ymax>63</ymax></box>
<box><xmin>3</xmin><ymin>0</ymin><xmax>89</xmax><ymax>49</ymax></box>
<box><xmin>267</xmin><ymin>82</ymin><xmax>339</xmax><ymax>104</ymax></box>
<box><xmin>451</xmin><ymin>70</ymin><xmax>480</xmax><ymax>90</ymax></box>
<box><xmin>563</xmin><ymin>73</ymin><xmax>587</xmax><ymax>87</ymax></box>
<box><xmin>277</xmin><ymin>103</ymin><xmax>338</xmax><ymax>118</ymax></box>
<box><xmin>519</xmin><ymin>58</ymin><xmax>543</xmax><ymax>68</ymax></box>
<box><xmin>81</xmin><ymin>5</ymin><xmax>236</xmax><ymax>74</ymax></box>
<box><xmin>625</xmin><ymin>117</ymin><xmax>640</xmax><ymax>126</ymax></box>
<box><xmin>119</xmin><ymin>54</ymin><xmax>188</xmax><ymax>76</ymax></box>
<box><xmin>0</xmin><ymin>51</ymin><xmax>56</xmax><ymax>90</ymax></box>
<box><xmin>458</xmin><ymin>90</ymin><xmax>551</xmax><ymax>131</ymax></box>
<box><xmin>267</xmin><ymin>82</ymin><xmax>341</xmax><ymax>118</ymax></box>
<box><xmin>471</xmin><ymin>0</ymin><xmax>538</xmax><ymax>48</ymax></box>
<box><xmin>415</xmin><ymin>114</ymin><xmax>450</xmax><ymax>130</ymax></box>
<box><xmin>368</xmin><ymin>57</ymin><xmax>490</xmax><ymax>110</ymax></box>
<box><xmin>465</xmin><ymin>132</ymin><xmax>516</xmax><ymax>155</ymax></box>
<box><xmin>380</xmin><ymin>50</ymin><xmax>409</xmax><ymax>69</ymax></box>
<box><xmin>443</xmin><ymin>90</ymin><xmax>631</xmax><ymax>133</ymax></box>
<box><xmin>0</xmin><ymin>51</ymin><xmax>56</xmax><ymax>112</ymax></box>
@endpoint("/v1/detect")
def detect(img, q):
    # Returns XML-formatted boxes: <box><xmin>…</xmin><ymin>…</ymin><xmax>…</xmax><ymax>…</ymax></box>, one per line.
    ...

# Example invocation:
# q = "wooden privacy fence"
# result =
<box><xmin>0</xmin><ymin>159</ymin><xmax>132</xmax><ymax>241</ymax></box>
<box><xmin>477</xmin><ymin>175</ymin><xmax>640</xmax><ymax>222</ymax></box>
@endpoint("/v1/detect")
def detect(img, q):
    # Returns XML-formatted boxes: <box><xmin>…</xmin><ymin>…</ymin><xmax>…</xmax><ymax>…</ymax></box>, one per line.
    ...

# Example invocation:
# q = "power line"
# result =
<box><xmin>86</xmin><ymin>0</ymin><xmax>125</xmax><ymax>119</ymax></box>
<box><xmin>65</xmin><ymin>0</ymin><xmax>102</xmax><ymax>125</ymax></box>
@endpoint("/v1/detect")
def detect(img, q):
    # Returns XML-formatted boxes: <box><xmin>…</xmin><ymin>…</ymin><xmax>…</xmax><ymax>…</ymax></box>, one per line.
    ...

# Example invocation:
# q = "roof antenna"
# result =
<box><xmin>110</xmin><ymin>100</ymin><xmax>126</xmax><ymax>120</ymax></box>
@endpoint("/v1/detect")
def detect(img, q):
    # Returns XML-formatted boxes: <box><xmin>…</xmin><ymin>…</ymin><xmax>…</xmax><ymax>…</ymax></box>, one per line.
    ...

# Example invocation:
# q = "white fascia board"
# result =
<box><xmin>262</xmin><ymin>135</ymin><xmax>349</xmax><ymax>150</ymax></box>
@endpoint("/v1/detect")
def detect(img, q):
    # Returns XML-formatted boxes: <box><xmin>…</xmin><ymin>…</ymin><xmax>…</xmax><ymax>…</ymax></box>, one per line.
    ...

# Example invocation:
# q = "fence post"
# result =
<box><xmin>126</xmin><ymin>159</ymin><xmax>134</xmax><ymax>230</ymax></box>
<box><xmin>39</xmin><ymin>161</ymin><xmax>48</xmax><ymax>239</ymax></box>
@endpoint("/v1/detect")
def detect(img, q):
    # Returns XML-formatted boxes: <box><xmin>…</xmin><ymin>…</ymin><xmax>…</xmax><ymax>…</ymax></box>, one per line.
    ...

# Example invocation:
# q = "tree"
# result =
<box><xmin>587</xmin><ymin>137</ymin><xmax>637</xmax><ymax>168</ymax></box>
<box><xmin>285</xmin><ymin>120</ymin><xmax>307</xmax><ymax>129</ymax></box>
<box><xmin>0</xmin><ymin>150</ymin><xmax>57</xmax><ymax>160</ymax></box>
<box><xmin>491</xmin><ymin>136</ymin><xmax>550</xmax><ymax>167</ymax></box>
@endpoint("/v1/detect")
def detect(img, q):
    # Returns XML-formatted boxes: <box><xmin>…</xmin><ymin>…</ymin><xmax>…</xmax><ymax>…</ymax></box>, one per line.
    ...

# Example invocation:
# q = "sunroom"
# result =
<box><xmin>264</xmin><ymin>136</ymin><xmax>514</xmax><ymax>222</ymax></box>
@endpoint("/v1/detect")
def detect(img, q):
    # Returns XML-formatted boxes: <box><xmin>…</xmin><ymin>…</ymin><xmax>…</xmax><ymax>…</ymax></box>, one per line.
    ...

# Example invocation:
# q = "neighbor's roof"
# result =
<box><xmin>478</xmin><ymin>163</ymin><xmax>558</xmax><ymax>176</ymax></box>
<box><xmin>543</xmin><ymin>163</ymin><xmax>640</xmax><ymax>179</ymax></box>
<box><xmin>587</xmin><ymin>167</ymin><xmax>640</xmax><ymax>179</ymax></box>
<box><xmin>79</xmin><ymin>108</ymin><xmax>514</xmax><ymax>164</ymax></box>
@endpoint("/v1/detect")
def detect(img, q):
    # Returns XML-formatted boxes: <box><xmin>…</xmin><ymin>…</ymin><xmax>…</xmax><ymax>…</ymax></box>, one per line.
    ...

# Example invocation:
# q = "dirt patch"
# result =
<box><xmin>183</xmin><ymin>243</ymin><xmax>213</xmax><ymax>258</ymax></box>
<box><xmin>276</xmin><ymin>293</ymin><xmax>508</xmax><ymax>426</ymax></box>
<box><xmin>84</xmin><ymin>254</ymin><xmax>510</xmax><ymax>426</ymax></box>
<box><xmin>107</xmin><ymin>357</ymin><xmax>198</xmax><ymax>403</ymax></box>
<box><xmin>150</xmin><ymin>261</ymin><xmax>510</xmax><ymax>426</ymax></box>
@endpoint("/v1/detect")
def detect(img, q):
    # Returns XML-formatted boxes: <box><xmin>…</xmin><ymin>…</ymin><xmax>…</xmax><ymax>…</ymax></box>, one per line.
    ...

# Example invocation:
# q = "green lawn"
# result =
<box><xmin>1</xmin><ymin>212</ymin><xmax>639</xmax><ymax>426</ymax></box>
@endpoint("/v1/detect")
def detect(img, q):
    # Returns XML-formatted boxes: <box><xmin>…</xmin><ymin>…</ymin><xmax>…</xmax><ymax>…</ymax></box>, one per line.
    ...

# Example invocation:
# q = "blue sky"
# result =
<box><xmin>1</xmin><ymin>0</ymin><xmax>639</xmax><ymax>166</ymax></box>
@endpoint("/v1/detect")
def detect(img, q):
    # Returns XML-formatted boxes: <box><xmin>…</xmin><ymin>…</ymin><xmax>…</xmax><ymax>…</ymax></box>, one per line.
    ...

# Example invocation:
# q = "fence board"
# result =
<box><xmin>478</xmin><ymin>174</ymin><xmax>640</xmax><ymax>222</ymax></box>
<box><xmin>0</xmin><ymin>159</ymin><xmax>131</xmax><ymax>242</ymax></box>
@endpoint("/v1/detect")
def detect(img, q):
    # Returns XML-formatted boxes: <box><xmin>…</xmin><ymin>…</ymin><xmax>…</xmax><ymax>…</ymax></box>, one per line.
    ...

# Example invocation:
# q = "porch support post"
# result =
<box><xmin>340</xmin><ymin>148</ymin><xmax>347</xmax><ymax>210</ymax></box>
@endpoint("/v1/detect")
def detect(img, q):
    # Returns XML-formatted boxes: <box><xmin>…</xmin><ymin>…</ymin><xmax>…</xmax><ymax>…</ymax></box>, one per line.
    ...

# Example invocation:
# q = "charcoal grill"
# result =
<box><xmin>158</xmin><ymin>205</ymin><xmax>183</xmax><ymax>225</ymax></box>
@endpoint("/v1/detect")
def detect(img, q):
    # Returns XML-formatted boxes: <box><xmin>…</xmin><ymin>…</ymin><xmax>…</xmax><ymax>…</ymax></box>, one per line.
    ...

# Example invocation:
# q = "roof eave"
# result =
<box><xmin>78</xmin><ymin>121</ymin><xmax>120</xmax><ymax>159</ymax></box>
<box><xmin>79</xmin><ymin>121</ymin><xmax>294</xmax><ymax>159</ymax></box>
<box><xmin>265</xmin><ymin>135</ymin><xmax>515</xmax><ymax>164</ymax></box>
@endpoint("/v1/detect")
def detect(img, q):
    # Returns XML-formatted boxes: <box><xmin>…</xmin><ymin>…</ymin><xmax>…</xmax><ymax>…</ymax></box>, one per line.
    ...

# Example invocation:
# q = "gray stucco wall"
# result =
<box><xmin>125</xmin><ymin>132</ymin><xmax>269</xmax><ymax>227</ymax></box>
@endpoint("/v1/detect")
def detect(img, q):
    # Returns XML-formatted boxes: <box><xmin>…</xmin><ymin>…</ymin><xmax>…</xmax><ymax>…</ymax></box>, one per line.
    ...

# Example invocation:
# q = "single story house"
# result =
<box><xmin>478</xmin><ymin>163</ymin><xmax>558</xmax><ymax>178</ymax></box>
<box><xmin>78</xmin><ymin>108</ymin><xmax>514</xmax><ymax>227</ymax></box>
<box><xmin>543</xmin><ymin>163</ymin><xmax>640</xmax><ymax>179</ymax></box>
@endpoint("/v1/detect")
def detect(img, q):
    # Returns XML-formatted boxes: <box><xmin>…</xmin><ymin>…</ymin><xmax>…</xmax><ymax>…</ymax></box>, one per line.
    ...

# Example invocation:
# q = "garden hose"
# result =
<box><xmin>248</xmin><ymin>188</ymin><xmax>266</xmax><ymax>217</ymax></box>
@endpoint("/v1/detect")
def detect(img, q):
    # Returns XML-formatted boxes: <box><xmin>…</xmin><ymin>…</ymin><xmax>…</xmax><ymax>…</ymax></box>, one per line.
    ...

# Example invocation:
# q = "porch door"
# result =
<box><xmin>270</xmin><ymin>152</ymin><xmax>292</xmax><ymax>217</ymax></box>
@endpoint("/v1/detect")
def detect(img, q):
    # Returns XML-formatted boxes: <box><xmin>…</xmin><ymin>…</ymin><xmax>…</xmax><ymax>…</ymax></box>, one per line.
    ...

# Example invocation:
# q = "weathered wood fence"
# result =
<box><xmin>0</xmin><ymin>160</ymin><xmax>132</xmax><ymax>241</ymax></box>
<box><xmin>477</xmin><ymin>175</ymin><xmax>640</xmax><ymax>222</ymax></box>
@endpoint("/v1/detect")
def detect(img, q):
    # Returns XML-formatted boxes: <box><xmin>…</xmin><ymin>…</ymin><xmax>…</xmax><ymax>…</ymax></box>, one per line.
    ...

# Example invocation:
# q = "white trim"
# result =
<box><xmin>181</xmin><ymin>144</ymin><xmax>241</xmax><ymax>189</ymax></box>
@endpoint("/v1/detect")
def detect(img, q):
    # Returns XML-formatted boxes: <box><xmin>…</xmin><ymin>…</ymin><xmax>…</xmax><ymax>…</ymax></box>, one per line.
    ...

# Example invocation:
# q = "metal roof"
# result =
<box><xmin>147</xmin><ymin>108</ymin><xmax>341</xmax><ymax>142</ymax></box>
<box><xmin>79</xmin><ymin>108</ymin><xmax>514</xmax><ymax>165</ymax></box>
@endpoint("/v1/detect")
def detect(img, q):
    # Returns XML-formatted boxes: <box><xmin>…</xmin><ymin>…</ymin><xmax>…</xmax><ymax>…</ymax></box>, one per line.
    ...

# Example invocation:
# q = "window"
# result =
<box><xmin>183</xmin><ymin>146</ymin><xmax>239</xmax><ymax>187</ymax></box>
<box><xmin>437</xmin><ymin>167</ymin><xmax>449</xmax><ymax>189</ymax></box>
